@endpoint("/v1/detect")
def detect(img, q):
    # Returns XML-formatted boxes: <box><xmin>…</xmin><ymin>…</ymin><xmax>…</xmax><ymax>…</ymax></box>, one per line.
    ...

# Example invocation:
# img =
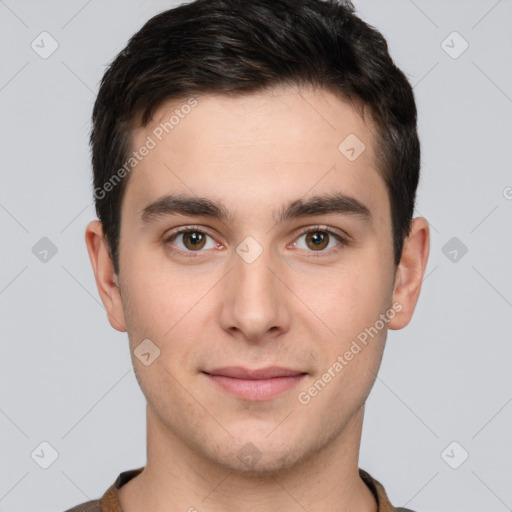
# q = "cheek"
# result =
<box><xmin>295</xmin><ymin>254</ymin><xmax>393</xmax><ymax>335</ymax></box>
<box><xmin>120</xmin><ymin>256</ymin><xmax>179</xmax><ymax>345</ymax></box>
<box><xmin>120</xmin><ymin>255</ymin><xmax>211</xmax><ymax>366</ymax></box>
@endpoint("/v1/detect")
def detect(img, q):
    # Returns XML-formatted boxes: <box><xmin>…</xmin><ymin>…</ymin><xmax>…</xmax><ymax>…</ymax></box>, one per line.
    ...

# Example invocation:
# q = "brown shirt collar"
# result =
<box><xmin>87</xmin><ymin>466</ymin><xmax>405</xmax><ymax>512</ymax></box>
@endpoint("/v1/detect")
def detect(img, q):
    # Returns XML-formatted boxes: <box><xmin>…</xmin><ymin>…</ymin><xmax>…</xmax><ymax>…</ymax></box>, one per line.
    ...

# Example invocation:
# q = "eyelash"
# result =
<box><xmin>164</xmin><ymin>225</ymin><xmax>348</xmax><ymax>259</ymax></box>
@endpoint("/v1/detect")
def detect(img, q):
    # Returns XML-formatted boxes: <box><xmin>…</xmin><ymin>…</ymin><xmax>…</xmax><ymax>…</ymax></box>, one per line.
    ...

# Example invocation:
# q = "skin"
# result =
<box><xmin>85</xmin><ymin>85</ymin><xmax>429</xmax><ymax>512</ymax></box>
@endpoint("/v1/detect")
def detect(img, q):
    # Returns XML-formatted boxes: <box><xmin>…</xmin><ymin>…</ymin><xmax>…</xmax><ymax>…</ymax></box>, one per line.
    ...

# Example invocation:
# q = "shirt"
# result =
<box><xmin>64</xmin><ymin>467</ymin><xmax>416</xmax><ymax>512</ymax></box>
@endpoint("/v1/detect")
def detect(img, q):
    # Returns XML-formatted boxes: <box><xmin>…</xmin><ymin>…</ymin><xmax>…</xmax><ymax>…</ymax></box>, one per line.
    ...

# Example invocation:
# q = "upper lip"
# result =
<box><xmin>204</xmin><ymin>366</ymin><xmax>306</xmax><ymax>380</ymax></box>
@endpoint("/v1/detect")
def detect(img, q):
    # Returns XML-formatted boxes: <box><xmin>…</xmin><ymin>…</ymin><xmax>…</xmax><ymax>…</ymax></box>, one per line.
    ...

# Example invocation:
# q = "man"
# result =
<box><xmin>68</xmin><ymin>0</ymin><xmax>429</xmax><ymax>510</ymax></box>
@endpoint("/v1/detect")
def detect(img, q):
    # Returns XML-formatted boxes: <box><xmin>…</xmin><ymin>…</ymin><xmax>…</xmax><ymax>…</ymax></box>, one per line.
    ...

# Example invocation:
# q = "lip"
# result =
<box><xmin>203</xmin><ymin>366</ymin><xmax>307</xmax><ymax>401</ymax></box>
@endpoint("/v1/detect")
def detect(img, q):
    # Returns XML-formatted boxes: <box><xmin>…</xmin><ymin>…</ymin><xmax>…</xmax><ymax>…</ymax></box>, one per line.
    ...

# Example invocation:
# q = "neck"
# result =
<box><xmin>119</xmin><ymin>405</ymin><xmax>377</xmax><ymax>512</ymax></box>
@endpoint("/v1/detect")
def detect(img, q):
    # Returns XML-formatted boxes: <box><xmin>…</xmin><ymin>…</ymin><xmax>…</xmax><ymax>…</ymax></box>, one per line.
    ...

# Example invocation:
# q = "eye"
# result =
<box><xmin>292</xmin><ymin>226</ymin><xmax>346</xmax><ymax>254</ymax></box>
<box><xmin>164</xmin><ymin>225</ymin><xmax>347</xmax><ymax>259</ymax></box>
<box><xmin>165</xmin><ymin>227</ymin><xmax>220</xmax><ymax>256</ymax></box>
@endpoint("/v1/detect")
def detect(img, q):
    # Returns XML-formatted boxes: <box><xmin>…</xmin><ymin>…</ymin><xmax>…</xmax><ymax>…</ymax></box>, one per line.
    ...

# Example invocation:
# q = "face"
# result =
<box><xmin>87</xmin><ymin>85</ymin><xmax>428</xmax><ymax>475</ymax></box>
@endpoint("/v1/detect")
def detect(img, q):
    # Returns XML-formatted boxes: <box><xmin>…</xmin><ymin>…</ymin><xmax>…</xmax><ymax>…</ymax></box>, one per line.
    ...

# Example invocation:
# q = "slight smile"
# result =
<box><xmin>203</xmin><ymin>366</ymin><xmax>308</xmax><ymax>401</ymax></box>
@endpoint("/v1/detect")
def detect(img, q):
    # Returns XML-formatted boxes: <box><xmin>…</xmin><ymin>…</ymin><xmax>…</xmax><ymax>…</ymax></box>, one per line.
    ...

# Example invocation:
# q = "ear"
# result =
<box><xmin>85</xmin><ymin>220</ymin><xmax>127</xmax><ymax>332</ymax></box>
<box><xmin>388</xmin><ymin>217</ymin><xmax>430</xmax><ymax>330</ymax></box>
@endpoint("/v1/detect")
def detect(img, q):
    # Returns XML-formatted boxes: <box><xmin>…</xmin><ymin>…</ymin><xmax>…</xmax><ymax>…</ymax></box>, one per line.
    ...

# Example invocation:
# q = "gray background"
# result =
<box><xmin>0</xmin><ymin>1</ymin><xmax>511</xmax><ymax>511</ymax></box>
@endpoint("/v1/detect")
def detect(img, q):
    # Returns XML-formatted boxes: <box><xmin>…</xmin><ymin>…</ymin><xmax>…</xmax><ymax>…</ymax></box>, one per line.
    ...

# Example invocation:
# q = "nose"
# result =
<box><xmin>218</xmin><ymin>241</ymin><xmax>291</xmax><ymax>343</ymax></box>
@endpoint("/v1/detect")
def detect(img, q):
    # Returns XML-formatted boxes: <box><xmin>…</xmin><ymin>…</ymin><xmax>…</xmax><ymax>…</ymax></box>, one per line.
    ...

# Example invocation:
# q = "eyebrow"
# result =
<box><xmin>139</xmin><ymin>192</ymin><xmax>372</xmax><ymax>226</ymax></box>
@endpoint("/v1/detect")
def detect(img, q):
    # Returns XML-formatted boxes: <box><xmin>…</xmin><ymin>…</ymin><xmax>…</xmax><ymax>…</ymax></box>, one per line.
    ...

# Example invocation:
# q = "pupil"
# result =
<box><xmin>189</xmin><ymin>232</ymin><xmax>202</xmax><ymax>244</ymax></box>
<box><xmin>307</xmin><ymin>231</ymin><xmax>329</xmax><ymax>251</ymax></box>
<box><xmin>312</xmin><ymin>232</ymin><xmax>323</xmax><ymax>244</ymax></box>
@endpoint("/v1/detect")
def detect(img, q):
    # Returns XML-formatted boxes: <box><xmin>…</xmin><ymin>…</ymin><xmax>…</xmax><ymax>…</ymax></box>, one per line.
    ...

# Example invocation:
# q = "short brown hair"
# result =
<box><xmin>91</xmin><ymin>0</ymin><xmax>420</xmax><ymax>274</ymax></box>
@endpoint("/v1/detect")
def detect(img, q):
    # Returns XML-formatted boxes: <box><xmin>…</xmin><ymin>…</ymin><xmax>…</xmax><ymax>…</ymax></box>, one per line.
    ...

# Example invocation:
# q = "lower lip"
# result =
<box><xmin>204</xmin><ymin>373</ymin><xmax>306</xmax><ymax>401</ymax></box>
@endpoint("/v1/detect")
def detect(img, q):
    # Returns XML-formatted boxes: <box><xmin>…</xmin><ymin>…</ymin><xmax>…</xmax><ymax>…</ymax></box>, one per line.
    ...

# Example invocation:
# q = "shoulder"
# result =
<box><xmin>359</xmin><ymin>468</ymin><xmax>418</xmax><ymax>512</ymax></box>
<box><xmin>62</xmin><ymin>467</ymin><xmax>145</xmax><ymax>512</ymax></box>
<box><xmin>63</xmin><ymin>499</ymin><xmax>102</xmax><ymax>512</ymax></box>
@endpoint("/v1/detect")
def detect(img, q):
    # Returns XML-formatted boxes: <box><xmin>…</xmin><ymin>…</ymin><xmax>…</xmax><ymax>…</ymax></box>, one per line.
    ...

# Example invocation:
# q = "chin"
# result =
<box><xmin>213</xmin><ymin>445</ymin><xmax>306</xmax><ymax>478</ymax></box>
<box><xmin>195</xmin><ymin>429</ymin><xmax>318</xmax><ymax>478</ymax></box>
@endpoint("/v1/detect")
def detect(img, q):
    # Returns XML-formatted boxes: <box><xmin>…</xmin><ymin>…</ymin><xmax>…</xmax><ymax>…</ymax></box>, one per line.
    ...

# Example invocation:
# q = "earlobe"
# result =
<box><xmin>84</xmin><ymin>220</ymin><xmax>127</xmax><ymax>332</ymax></box>
<box><xmin>388</xmin><ymin>217</ymin><xmax>430</xmax><ymax>330</ymax></box>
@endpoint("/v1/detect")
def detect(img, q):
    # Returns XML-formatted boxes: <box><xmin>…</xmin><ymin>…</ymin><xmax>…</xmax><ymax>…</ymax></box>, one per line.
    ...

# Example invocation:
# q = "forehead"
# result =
<box><xmin>122</xmin><ymin>85</ymin><xmax>388</xmax><ymax>227</ymax></box>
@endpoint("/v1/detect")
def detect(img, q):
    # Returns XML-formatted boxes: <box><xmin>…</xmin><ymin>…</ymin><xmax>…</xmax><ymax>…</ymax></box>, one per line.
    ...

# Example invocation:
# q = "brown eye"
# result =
<box><xmin>181</xmin><ymin>231</ymin><xmax>206</xmax><ymax>250</ymax></box>
<box><xmin>293</xmin><ymin>227</ymin><xmax>345</xmax><ymax>255</ymax></box>
<box><xmin>167</xmin><ymin>228</ymin><xmax>218</xmax><ymax>254</ymax></box>
<box><xmin>304</xmin><ymin>231</ymin><xmax>329</xmax><ymax>251</ymax></box>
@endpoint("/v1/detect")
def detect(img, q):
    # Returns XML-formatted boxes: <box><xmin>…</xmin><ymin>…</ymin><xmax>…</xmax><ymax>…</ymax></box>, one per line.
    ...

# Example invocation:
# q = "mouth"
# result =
<box><xmin>202</xmin><ymin>366</ymin><xmax>307</xmax><ymax>401</ymax></box>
